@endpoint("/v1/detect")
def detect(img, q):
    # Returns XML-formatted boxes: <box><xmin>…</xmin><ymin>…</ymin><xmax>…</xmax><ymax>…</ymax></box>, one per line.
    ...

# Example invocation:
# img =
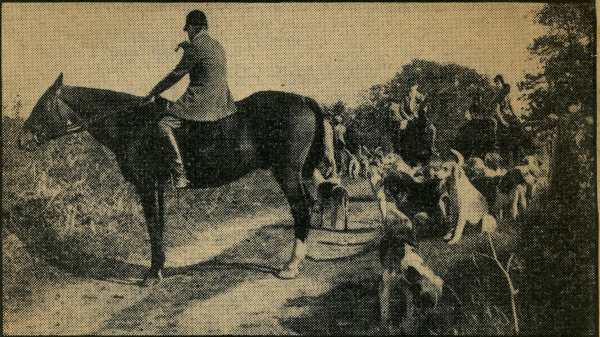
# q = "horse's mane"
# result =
<box><xmin>61</xmin><ymin>86</ymin><xmax>158</xmax><ymax>119</ymax></box>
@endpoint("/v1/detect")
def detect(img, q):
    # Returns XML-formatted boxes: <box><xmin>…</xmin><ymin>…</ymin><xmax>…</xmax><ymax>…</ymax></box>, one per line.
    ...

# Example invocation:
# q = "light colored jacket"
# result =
<box><xmin>151</xmin><ymin>31</ymin><xmax>236</xmax><ymax>121</ymax></box>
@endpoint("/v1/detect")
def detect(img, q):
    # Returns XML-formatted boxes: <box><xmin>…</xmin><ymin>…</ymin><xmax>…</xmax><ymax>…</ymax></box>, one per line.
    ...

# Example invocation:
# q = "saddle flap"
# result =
<box><xmin>176</xmin><ymin>114</ymin><xmax>241</xmax><ymax>157</ymax></box>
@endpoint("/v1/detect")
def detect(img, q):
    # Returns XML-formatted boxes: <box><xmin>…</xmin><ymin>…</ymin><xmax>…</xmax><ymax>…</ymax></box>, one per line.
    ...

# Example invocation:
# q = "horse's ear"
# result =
<box><xmin>51</xmin><ymin>73</ymin><xmax>64</xmax><ymax>90</ymax></box>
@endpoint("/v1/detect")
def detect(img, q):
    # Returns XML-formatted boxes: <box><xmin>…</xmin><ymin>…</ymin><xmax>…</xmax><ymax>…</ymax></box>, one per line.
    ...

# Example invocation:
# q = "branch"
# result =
<box><xmin>507</xmin><ymin>254</ymin><xmax>514</xmax><ymax>271</ymax></box>
<box><xmin>484</xmin><ymin>232</ymin><xmax>520</xmax><ymax>334</ymax></box>
<box><xmin>476</xmin><ymin>252</ymin><xmax>495</xmax><ymax>263</ymax></box>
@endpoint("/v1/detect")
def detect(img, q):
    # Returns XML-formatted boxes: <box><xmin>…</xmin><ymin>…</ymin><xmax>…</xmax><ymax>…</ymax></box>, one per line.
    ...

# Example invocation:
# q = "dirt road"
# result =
<box><xmin>3</xmin><ymin>180</ymin><xmax>518</xmax><ymax>335</ymax></box>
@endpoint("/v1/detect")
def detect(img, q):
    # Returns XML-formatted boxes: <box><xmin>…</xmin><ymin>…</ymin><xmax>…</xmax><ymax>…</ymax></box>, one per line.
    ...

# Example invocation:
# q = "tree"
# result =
<box><xmin>518</xmin><ymin>3</ymin><xmax>596</xmax><ymax>335</ymax></box>
<box><xmin>518</xmin><ymin>3</ymin><xmax>595</xmax><ymax>120</ymax></box>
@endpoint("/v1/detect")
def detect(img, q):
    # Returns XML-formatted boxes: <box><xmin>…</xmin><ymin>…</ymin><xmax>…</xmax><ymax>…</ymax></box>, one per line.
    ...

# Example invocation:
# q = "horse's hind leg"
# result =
<box><xmin>271</xmin><ymin>110</ymin><xmax>316</xmax><ymax>279</ymax></box>
<box><xmin>272</xmin><ymin>165</ymin><xmax>311</xmax><ymax>279</ymax></box>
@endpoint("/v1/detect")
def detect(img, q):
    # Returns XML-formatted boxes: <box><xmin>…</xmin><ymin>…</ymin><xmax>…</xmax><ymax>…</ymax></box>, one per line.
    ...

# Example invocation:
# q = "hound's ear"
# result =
<box><xmin>51</xmin><ymin>73</ymin><xmax>64</xmax><ymax>90</ymax></box>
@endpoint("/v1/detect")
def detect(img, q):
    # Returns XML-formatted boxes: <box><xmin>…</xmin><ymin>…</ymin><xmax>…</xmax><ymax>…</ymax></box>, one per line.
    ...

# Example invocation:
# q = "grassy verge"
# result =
<box><xmin>2</xmin><ymin>116</ymin><xmax>286</xmax><ymax>311</ymax></box>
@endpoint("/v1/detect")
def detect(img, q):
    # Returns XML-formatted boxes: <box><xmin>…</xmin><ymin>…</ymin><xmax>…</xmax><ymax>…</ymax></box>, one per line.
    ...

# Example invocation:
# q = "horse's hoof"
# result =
<box><xmin>443</xmin><ymin>232</ymin><xmax>453</xmax><ymax>241</ymax></box>
<box><xmin>141</xmin><ymin>269</ymin><xmax>163</xmax><ymax>287</ymax></box>
<box><xmin>276</xmin><ymin>265</ymin><xmax>301</xmax><ymax>280</ymax></box>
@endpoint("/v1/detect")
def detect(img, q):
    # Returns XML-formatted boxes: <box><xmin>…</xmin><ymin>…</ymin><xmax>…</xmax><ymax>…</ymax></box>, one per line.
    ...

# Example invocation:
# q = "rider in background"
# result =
<box><xmin>457</xmin><ymin>92</ymin><xmax>498</xmax><ymax>158</ymax></box>
<box><xmin>401</xmin><ymin>68</ymin><xmax>426</xmax><ymax>121</ymax></box>
<box><xmin>493</xmin><ymin>74</ymin><xmax>521</xmax><ymax>128</ymax></box>
<box><xmin>471</xmin><ymin>92</ymin><xmax>498</xmax><ymax>155</ymax></box>
<box><xmin>332</xmin><ymin>115</ymin><xmax>347</xmax><ymax>176</ymax></box>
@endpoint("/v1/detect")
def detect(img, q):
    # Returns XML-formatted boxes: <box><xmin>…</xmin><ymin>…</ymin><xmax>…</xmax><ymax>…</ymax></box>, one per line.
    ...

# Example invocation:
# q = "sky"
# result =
<box><xmin>2</xmin><ymin>2</ymin><xmax>546</xmax><ymax>117</ymax></box>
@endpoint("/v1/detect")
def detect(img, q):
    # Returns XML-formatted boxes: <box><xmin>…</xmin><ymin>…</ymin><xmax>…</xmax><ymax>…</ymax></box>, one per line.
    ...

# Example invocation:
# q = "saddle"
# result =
<box><xmin>177</xmin><ymin>115</ymin><xmax>240</xmax><ymax>156</ymax></box>
<box><xmin>150</xmin><ymin>97</ymin><xmax>242</xmax><ymax>158</ymax></box>
<box><xmin>148</xmin><ymin>98</ymin><xmax>255</xmax><ymax>186</ymax></box>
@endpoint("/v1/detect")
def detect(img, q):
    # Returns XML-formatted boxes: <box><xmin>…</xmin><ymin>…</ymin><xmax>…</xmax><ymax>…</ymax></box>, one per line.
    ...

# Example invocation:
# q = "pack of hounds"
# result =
<box><xmin>311</xmin><ymin>142</ymin><xmax>552</xmax><ymax>333</ymax></box>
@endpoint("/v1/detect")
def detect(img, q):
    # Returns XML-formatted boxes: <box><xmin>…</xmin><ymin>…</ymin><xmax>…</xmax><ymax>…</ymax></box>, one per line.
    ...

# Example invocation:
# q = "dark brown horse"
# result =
<box><xmin>454</xmin><ymin>117</ymin><xmax>536</xmax><ymax>165</ymax></box>
<box><xmin>19</xmin><ymin>74</ymin><xmax>328</xmax><ymax>284</ymax></box>
<box><xmin>343</xmin><ymin>101</ymin><xmax>436</xmax><ymax>168</ymax></box>
<box><xmin>389</xmin><ymin>98</ymin><xmax>437</xmax><ymax>167</ymax></box>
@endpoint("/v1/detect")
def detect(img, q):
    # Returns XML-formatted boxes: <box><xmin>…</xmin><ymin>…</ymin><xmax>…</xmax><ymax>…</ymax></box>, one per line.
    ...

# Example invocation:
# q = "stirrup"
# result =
<box><xmin>170</xmin><ymin>161</ymin><xmax>190</xmax><ymax>189</ymax></box>
<box><xmin>174</xmin><ymin>178</ymin><xmax>190</xmax><ymax>189</ymax></box>
<box><xmin>171</xmin><ymin>169</ymin><xmax>190</xmax><ymax>189</ymax></box>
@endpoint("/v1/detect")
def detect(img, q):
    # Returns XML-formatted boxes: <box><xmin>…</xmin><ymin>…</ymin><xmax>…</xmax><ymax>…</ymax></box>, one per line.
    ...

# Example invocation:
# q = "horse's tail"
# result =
<box><xmin>303</xmin><ymin>96</ymin><xmax>326</xmax><ymax>179</ymax></box>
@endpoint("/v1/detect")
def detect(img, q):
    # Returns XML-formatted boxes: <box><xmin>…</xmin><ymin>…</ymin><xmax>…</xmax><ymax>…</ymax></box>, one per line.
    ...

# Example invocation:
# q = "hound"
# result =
<box><xmin>379</xmin><ymin>214</ymin><xmax>444</xmax><ymax>334</ymax></box>
<box><xmin>483</xmin><ymin>152</ymin><xmax>506</xmax><ymax>172</ymax></box>
<box><xmin>345</xmin><ymin>149</ymin><xmax>362</xmax><ymax>179</ymax></box>
<box><xmin>310</xmin><ymin>169</ymin><xmax>349</xmax><ymax>230</ymax></box>
<box><xmin>443</xmin><ymin>149</ymin><xmax>497</xmax><ymax>245</ymax></box>
<box><xmin>367</xmin><ymin>153</ymin><xmax>447</xmax><ymax>235</ymax></box>
<box><xmin>366</xmin><ymin>152</ymin><xmax>421</xmax><ymax>224</ymax></box>
<box><xmin>521</xmin><ymin>155</ymin><xmax>546</xmax><ymax>200</ymax></box>
<box><xmin>464</xmin><ymin>155</ymin><xmax>506</xmax><ymax>179</ymax></box>
<box><xmin>463</xmin><ymin>154</ymin><xmax>524</xmax><ymax>220</ymax></box>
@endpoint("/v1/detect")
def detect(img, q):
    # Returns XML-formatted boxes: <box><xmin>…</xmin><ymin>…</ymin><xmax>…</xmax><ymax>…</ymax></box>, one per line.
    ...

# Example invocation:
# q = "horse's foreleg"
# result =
<box><xmin>138</xmin><ymin>184</ymin><xmax>166</xmax><ymax>286</ymax></box>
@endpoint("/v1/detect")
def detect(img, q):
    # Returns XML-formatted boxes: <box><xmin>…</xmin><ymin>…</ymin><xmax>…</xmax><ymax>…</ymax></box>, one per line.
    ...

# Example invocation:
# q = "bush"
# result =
<box><xmin>519</xmin><ymin>111</ymin><xmax>596</xmax><ymax>335</ymax></box>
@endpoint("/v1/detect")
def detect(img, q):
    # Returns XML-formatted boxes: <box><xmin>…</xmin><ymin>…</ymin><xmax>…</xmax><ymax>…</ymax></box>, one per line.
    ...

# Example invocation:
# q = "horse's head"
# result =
<box><xmin>19</xmin><ymin>73</ymin><xmax>79</xmax><ymax>151</ymax></box>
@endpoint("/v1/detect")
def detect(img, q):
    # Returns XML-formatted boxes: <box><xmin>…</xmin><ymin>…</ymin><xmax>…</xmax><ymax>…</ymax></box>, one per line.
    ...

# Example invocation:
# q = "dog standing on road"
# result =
<box><xmin>308</xmin><ymin>169</ymin><xmax>349</xmax><ymax>230</ymax></box>
<box><xmin>379</xmin><ymin>213</ymin><xmax>444</xmax><ymax>334</ymax></box>
<box><xmin>316</xmin><ymin>180</ymin><xmax>349</xmax><ymax>230</ymax></box>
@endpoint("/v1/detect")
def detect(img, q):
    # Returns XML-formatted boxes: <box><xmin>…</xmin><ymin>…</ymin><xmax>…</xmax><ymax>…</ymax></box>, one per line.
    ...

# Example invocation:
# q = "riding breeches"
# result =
<box><xmin>158</xmin><ymin>115</ymin><xmax>184</xmax><ymax>167</ymax></box>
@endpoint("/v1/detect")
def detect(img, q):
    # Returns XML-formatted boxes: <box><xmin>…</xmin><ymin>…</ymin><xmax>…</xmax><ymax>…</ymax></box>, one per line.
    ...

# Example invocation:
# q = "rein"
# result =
<box><xmin>60</xmin><ymin>96</ymin><xmax>155</xmax><ymax>134</ymax></box>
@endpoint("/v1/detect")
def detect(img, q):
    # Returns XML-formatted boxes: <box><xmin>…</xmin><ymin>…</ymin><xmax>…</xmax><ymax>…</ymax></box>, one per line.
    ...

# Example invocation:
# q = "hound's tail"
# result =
<box><xmin>449</xmin><ymin>148</ymin><xmax>465</xmax><ymax>167</ymax></box>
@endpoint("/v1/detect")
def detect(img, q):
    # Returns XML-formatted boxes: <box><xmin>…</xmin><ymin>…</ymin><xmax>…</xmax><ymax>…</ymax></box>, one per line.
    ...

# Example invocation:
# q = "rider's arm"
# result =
<box><xmin>148</xmin><ymin>48</ymin><xmax>195</xmax><ymax>97</ymax></box>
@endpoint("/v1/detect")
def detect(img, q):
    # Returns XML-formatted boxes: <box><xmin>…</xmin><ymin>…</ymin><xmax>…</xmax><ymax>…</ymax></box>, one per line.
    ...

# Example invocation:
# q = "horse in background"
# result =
<box><xmin>390</xmin><ymin>98</ymin><xmax>437</xmax><ymax>167</ymax></box>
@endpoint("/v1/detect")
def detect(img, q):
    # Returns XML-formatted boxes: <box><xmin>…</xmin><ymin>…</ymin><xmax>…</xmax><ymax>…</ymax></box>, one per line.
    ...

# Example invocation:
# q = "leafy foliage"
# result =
<box><xmin>518</xmin><ymin>3</ymin><xmax>595</xmax><ymax>120</ymax></box>
<box><xmin>518</xmin><ymin>3</ymin><xmax>596</xmax><ymax>335</ymax></box>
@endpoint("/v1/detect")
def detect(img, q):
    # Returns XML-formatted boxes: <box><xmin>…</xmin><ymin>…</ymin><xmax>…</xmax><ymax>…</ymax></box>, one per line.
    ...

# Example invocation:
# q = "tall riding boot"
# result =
<box><xmin>160</xmin><ymin>127</ymin><xmax>190</xmax><ymax>189</ymax></box>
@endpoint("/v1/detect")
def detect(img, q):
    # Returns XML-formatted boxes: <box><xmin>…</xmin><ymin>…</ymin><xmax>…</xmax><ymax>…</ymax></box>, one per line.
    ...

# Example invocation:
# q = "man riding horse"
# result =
<box><xmin>492</xmin><ymin>74</ymin><xmax>529</xmax><ymax>164</ymax></box>
<box><xmin>390</xmin><ymin>68</ymin><xmax>437</xmax><ymax>166</ymax></box>
<box><xmin>19</xmin><ymin>10</ymin><xmax>343</xmax><ymax>284</ymax></box>
<box><xmin>145</xmin><ymin>10</ymin><xmax>336</xmax><ymax>188</ymax></box>
<box><xmin>455</xmin><ymin>92</ymin><xmax>499</xmax><ymax>158</ymax></box>
<box><xmin>398</xmin><ymin>68</ymin><xmax>426</xmax><ymax>122</ymax></box>
<box><xmin>492</xmin><ymin>74</ymin><xmax>521</xmax><ymax>128</ymax></box>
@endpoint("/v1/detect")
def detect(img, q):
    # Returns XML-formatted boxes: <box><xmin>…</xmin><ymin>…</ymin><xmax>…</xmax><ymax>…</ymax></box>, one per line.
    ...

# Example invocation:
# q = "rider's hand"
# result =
<box><xmin>175</xmin><ymin>41</ymin><xmax>193</xmax><ymax>52</ymax></box>
<box><xmin>141</xmin><ymin>94</ymin><xmax>156</xmax><ymax>106</ymax></box>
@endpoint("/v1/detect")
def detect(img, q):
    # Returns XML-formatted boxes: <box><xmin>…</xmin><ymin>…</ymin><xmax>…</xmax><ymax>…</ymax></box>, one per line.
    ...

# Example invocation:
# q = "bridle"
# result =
<box><xmin>26</xmin><ymin>93</ymin><xmax>80</xmax><ymax>145</ymax></box>
<box><xmin>34</xmin><ymin>90</ymin><xmax>154</xmax><ymax>142</ymax></box>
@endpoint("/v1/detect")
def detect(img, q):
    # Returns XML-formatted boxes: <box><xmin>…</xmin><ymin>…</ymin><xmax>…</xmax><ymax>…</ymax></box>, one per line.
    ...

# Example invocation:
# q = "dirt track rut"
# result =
<box><xmin>3</xmin><ymin>180</ymin><xmax>517</xmax><ymax>335</ymax></box>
